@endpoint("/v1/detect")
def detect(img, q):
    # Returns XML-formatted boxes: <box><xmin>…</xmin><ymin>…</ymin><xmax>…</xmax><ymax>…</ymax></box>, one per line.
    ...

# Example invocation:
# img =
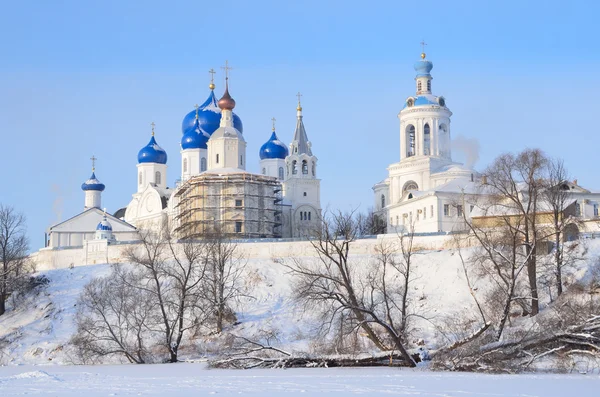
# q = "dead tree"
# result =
<box><xmin>202</xmin><ymin>229</ymin><xmax>247</xmax><ymax>333</ymax></box>
<box><xmin>283</xmin><ymin>210</ymin><xmax>417</xmax><ymax>367</ymax></box>
<box><xmin>0</xmin><ymin>205</ymin><xmax>30</xmax><ymax>316</ymax></box>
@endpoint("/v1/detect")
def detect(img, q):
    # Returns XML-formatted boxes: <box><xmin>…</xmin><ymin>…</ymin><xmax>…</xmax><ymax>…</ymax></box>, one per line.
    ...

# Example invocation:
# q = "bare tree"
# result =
<box><xmin>461</xmin><ymin>193</ymin><xmax>532</xmax><ymax>341</ymax></box>
<box><xmin>541</xmin><ymin>158</ymin><xmax>582</xmax><ymax>298</ymax></box>
<box><xmin>282</xmin><ymin>210</ymin><xmax>417</xmax><ymax>367</ymax></box>
<box><xmin>0</xmin><ymin>205</ymin><xmax>30</xmax><ymax>316</ymax></box>
<box><xmin>123</xmin><ymin>228</ymin><xmax>209</xmax><ymax>362</ymax></box>
<box><xmin>202</xmin><ymin>229</ymin><xmax>247</xmax><ymax>333</ymax></box>
<box><xmin>356</xmin><ymin>208</ymin><xmax>387</xmax><ymax>236</ymax></box>
<box><xmin>71</xmin><ymin>265</ymin><xmax>154</xmax><ymax>364</ymax></box>
<box><xmin>483</xmin><ymin>149</ymin><xmax>548</xmax><ymax>315</ymax></box>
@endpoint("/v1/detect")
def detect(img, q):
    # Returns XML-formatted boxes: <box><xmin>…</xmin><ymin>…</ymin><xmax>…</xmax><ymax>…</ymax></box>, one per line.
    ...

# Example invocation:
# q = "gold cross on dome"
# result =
<box><xmin>90</xmin><ymin>155</ymin><xmax>97</xmax><ymax>171</ymax></box>
<box><xmin>221</xmin><ymin>60</ymin><xmax>233</xmax><ymax>80</ymax></box>
<box><xmin>151</xmin><ymin>121</ymin><xmax>156</xmax><ymax>136</ymax></box>
<box><xmin>194</xmin><ymin>103</ymin><xmax>200</xmax><ymax>119</ymax></box>
<box><xmin>420</xmin><ymin>40</ymin><xmax>427</xmax><ymax>52</ymax></box>
<box><xmin>271</xmin><ymin>117</ymin><xmax>276</xmax><ymax>131</ymax></box>
<box><xmin>296</xmin><ymin>92</ymin><xmax>302</xmax><ymax>105</ymax></box>
<box><xmin>208</xmin><ymin>68</ymin><xmax>216</xmax><ymax>83</ymax></box>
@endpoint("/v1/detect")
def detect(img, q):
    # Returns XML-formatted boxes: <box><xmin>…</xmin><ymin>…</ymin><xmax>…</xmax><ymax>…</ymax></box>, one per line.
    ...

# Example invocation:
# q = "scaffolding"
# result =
<box><xmin>173</xmin><ymin>171</ymin><xmax>283</xmax><ymax>239</ymax></box>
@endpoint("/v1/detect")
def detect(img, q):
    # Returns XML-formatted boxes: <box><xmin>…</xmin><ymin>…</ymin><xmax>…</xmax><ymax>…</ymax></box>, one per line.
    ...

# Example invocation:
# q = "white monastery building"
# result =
<box><xmin>43</xmin><ymin>63</ymin><xmax>322</xmax><ymax>253</ymax></box>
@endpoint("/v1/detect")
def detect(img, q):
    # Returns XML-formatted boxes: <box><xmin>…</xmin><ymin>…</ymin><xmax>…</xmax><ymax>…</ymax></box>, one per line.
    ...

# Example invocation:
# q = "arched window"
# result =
<box><xmin>312</xmin><ymin>162</ymin><xmax>315</xmax><ymax>176</ymax></box>
<box><xmin>201</xmin><ymin>157</ymin><xmax>207</xmax><ymax>171</ymax></box>
<box><xmin>308</xmin><ymin>212</ymin><xmax>311</xmax><ymax>221</ymax></box>
<box><xmin>424</xmin><ymin>123</ymin><xmax>431</xmax><ymax>155</ymax></box>
<box><xmin>292</xmin><ymin>160</ymin><xmax>297</xmax><ymax>174</ymax></box>
<box><xmin>262</xmin><ymin>168</ymin><xmax>266</xmax><ymax>175</ymax></box>
<box><xmin>240</xmin><ymin>155</ymin><xmax>243</xmax><ymax>166</ymax></box>
<box><xmin>406</xmin><ymin>125</ymin><xmax>415</xmax><ymax>157</ymax></box>
<box><xmin>183</xmin><ymin>158</ymin><xmax>188</xmax><ymax>173</ymax></box>
<box><xmin>439</xmin><ymin>124</ymin><xmax>449</xmax><ymax>157</ymax></box>
<box><xmin>155</xmin><ymin>171</ymin><xmax>161</xmax><ymax>185</ymax></box>
<box><xmin>138</xmin><ymin>172</ymin><xmax>142</xmax><ymax>185</ymax></box>
<box><xmin>302</xmin><ymin>160</ymin><xmax>308</xmax><ymax>174</ymax></box>
<box><xmin>403</xmin><ymin>180</ymin><xmax>419</xmax><ymax>192</ymax></box>
<box><xmin>381</xmin><ymin>194</ymin><xmax>385</xmax><ymax>208</ymax></box>
<box><xmin>427</xmin><ymin>80</ymin><xmax>431</xmax><ymax>91</ymax></box>
<box><xmin>278</xmin><ymin>167</ymin><xmax>284</xmax><ymax>180</ymax></box>
<box><xmin>417</xmin><ymin>81</ymin><xmax>422</xmax><ymax>92</ymax></box>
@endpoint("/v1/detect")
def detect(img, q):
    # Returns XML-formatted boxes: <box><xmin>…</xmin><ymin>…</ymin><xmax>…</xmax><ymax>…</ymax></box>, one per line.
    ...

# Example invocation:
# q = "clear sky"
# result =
<box><xmin>1</xmin><ymin>0</ymin><xmax>599</xmax><ymax>250</ymax></box>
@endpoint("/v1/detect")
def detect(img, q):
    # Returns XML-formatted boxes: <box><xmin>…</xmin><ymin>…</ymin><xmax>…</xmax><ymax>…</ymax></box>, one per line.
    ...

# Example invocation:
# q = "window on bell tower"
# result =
<box><xmin>427</xmin><ymin>80</ymin><xmax>431</xmax><ymax>91</ymax></box>
<box><xmin>406</xmin><ymin>125</ymin><xmax>416</xmax><ymax>157</ymax></box>
<box><xmin>417</xmin><ymin>81</ymin><xmax>422</xmax><ymax>92</ymax></box>
<box><xmin>424</xmin><ymin>123</ymin><xmax>431</xmax><ymax>155</ymax></box>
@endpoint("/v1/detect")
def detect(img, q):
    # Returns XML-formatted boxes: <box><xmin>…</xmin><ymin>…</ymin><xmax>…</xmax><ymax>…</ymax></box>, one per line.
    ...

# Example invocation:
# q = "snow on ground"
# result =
<box><xmin>0</xmin><ymin>363</ymin><xmax>598</xmax><ymax>396</ymax></box>
<box><xmin>3</xmin><ymin>240</ymin><xmax>600</xmax><ymax>365</ymax></box>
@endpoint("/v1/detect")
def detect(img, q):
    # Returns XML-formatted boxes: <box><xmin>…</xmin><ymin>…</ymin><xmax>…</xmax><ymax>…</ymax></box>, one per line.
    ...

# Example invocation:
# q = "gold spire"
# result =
<box><xmin>208</xmin><ymin>68</ymin><xmax>216</xmax><ymax>90</ymax></box>
<box><xmin>194</xmin><ymin>104</ymin><xmax>200</xmax><ymax>119</ymax></box>
<box><xmin>271</xmin><ymin>117</ymin><xmax>276</xmax><ymax>131</ymax></box>
<box><xmin>151</xmin><ymin>121</ymin><xmax>155</xmax><ymax>136</ymax></box>
<box><xmin>90</xmin><ymin>155</ymin><xmax>97</xmax><ymax>172</ymax></box>
<box><xmin>296</xmin><ymin>91</ymin><xmax>303</xmax><ymax>111</ymax></box>
<box><xmin>420</xmin><ymin>39</ymin><xmax>427</xmax><ymax>59</ymax></box>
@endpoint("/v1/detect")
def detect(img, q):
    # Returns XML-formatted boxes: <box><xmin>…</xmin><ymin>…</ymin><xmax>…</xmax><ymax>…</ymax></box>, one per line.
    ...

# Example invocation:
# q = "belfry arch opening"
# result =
<box><xmin>406</xmin><ymin>125</ymin><xmax>415</xmax><ymax>157</ymax></box>
<box><xmin>424</xmin><ymin>123</ymin><xmax>431</xmax><ymax>155</ymax></box>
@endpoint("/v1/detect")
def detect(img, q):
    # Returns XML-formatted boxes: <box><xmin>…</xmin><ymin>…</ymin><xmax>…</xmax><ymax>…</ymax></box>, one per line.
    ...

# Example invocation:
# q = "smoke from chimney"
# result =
<box><xmin>451</xmin><ymin>135</ymin><xmax>480</xmax><ymax>168</ymax></box>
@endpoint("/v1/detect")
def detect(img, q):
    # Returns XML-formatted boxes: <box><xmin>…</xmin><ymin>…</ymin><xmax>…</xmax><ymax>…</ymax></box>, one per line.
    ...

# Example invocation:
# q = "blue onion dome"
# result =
<box><xmin>181</xmin><ymin>117</ymin><xmax>210</xmax><ymax>150</ymax></box>
<box><xmin>181</xmin><ymin>89</ymin><xmax>243</xmax><ymax>136</ymax></box>
<box><xmin>259</xmin><ymin>131</ymin><xmax>289</xmax><ymax>160</ymax></box>
<box><xmin>81</xmin><ymin>172</ymin><xmax>105</xmax><ymax>191</ymax></box>
<box><xmin>96</xmin><ymin>216</ymin><xmax>112</xmax><ymax>231</ymax></box>
<box><xmin>414</xmin><ymin>55</ymin><xmax>433</xmax><ymax>77</ymax></box>
<box><xmin>138</xmin><ymin>135</ymin><xmax>168</xmax><ymax>164</ymax></box>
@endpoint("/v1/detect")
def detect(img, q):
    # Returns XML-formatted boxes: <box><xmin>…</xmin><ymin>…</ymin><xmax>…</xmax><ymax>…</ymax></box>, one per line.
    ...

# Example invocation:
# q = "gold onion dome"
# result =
<box><xmin>218</xmin><ymin>84</ymin><xmax>236</xmax><ymax>110</ymax></box>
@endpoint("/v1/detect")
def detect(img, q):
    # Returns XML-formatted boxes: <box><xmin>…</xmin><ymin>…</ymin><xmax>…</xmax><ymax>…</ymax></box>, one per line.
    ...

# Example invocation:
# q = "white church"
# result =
<box><xmin>373</xmin><ymin>50</ymin><xmax>600</xmax><ymax>235</ymax></box>
<box><xmin>45</xmin><ymin>64</ymin><xmax>322</xmax><ymax>250</ymax></box>
<box><xmin>41</xmin><ymin>52</ymin><xmax>600</xmax><ymax>262</ymax></box>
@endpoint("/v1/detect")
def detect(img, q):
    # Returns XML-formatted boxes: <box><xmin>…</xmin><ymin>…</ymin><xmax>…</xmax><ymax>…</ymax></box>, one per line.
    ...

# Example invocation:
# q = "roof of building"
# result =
<box><xmin>259</xmin><ymin>131</ymin><xmax>289</xmax><ymax>160</ymax></box>
<box><xmin>81</xmin><ymin>172</ymin><xmax>105</xmax><ymax>192</ymax></box>
<box><xmin>180</xmin><ymin>89</ymin><xmax>243</xmax><ymax>136</ymax></box>
<box><xmin>292</xmin><ymin>111</ymin><xmax>312</xmax><ymax>156</ymax></box>
<box><xmin>138</xmin><ymin>136</ymin><xmax>168</xmax><ymax>164</ymax></box>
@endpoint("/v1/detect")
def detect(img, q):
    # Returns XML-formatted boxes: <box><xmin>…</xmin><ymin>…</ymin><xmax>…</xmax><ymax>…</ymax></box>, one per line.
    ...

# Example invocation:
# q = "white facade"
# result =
<box><xmin>47</xmin><ymin>208</ymin><xmax>138</xmax><ymax>249</ymax></box>
<box><xmin>261</xmin><ymin>158</ymin><xmax>286</xmax><ymax>181</ymax></box>
<box><xmin>84</xmin><ymin>190</ymin><xmax>102</xmax><ymax>210</ymax></box>
<box><xmin>137</xmin><ymin>162</ymin><xmax>167</xmax><ymax>193</ymax></box>
<box><xmin>181</xmin><ymin>147</ymin><xmax>207</xmax><ymax>182</ymax></box>
<box><xmin>283</xmin><ymin>105</ymin><xmax>322</xmax><ymax>236</ymax></box>
<box><xmin>374</xmin><ymin>53</ymin><xmax>478</xmax><ymax>234</ymax></box>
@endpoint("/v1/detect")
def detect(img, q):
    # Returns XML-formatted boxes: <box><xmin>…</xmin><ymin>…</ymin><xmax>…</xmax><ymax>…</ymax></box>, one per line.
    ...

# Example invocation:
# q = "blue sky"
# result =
<box><xmin>1</xmin><ymin>0</ymin><xmax>599</xmax><ymax>249</ymax></box>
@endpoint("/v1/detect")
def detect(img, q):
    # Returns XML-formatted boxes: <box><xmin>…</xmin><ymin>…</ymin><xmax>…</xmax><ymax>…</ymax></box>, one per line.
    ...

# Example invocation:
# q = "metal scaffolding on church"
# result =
<box><xmin>173</xmin><ymin>171</ymin><xmax>283</xmax><ymax>239</ymax></box>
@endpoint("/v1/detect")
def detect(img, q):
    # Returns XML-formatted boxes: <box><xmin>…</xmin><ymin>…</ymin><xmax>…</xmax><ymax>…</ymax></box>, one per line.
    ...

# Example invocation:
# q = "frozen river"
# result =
<box><xmin>0</xmin><ymin>363</ymin><xmax>597</xmax><ymax>396</ymax></box>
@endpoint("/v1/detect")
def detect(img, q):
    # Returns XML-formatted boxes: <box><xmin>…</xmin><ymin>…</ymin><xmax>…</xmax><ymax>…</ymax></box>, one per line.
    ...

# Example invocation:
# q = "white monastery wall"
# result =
<box><xmin>32</xmin><ymin>233</ymin><xmax>460</xmax><ymax>272</ymax></box>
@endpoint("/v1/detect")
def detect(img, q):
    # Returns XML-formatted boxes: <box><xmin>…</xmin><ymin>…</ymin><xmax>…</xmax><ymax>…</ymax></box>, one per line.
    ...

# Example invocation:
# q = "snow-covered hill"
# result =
<box><xmin>1</xmin><ymin>239</ymin><xmax>598</xmax><ymax>366</ymax></box>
